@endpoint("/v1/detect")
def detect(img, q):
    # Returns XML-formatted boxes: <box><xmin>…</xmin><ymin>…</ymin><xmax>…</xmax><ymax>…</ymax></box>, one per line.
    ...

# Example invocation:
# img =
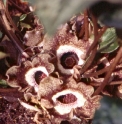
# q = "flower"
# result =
<box><xmin>56</xmin><ymin>45</ymin><xmax>85</xmax><ymax>75</ymax></box>
<box><xmin>52</xmin><ymin>88</ymin><xmax>86</xmax><ymax>115</ymax></box>
<box><xmin>6</xmin><ymin>53</ymin><xmax>54</xmax><ymax>92</ymax></box>
<box><xmin>15</xmin><ymin>71</ymin><xmax>101</xmax><ymax>121</ymax></box>
<box><xmin>43</xmin><ymin>23</ymin><xmax>93</xmax><ymax>75</ymax></box>
<box><xmin>36</xmin><ymin>76</ymin><xmax>101</xmax><ymax>119</ymax></box>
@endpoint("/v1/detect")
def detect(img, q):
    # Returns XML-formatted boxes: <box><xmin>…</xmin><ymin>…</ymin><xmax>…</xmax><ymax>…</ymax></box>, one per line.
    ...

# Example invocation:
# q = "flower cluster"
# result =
<box><xmin>1</xmin><ymin>0</ymin><xmax>122</xmax><ymax>124</ymax></box>
<box><xmin>5</xmin><ymin>14</ymin><xmax>102</xmax><ymax>123</ymax></box>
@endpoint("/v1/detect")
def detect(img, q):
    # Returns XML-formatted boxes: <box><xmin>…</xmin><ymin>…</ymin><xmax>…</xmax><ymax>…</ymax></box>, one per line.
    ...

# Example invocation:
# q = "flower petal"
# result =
<box><xmin>38</xmin><ymin>76</ymin><xmax>63</xmax><ymax>97</ymax></box>
<box><xmin>56</xmin><ymin>45</ymin><xmax>85</xmax><ymax>75</ymax></box>
<box><xmin>6</xmin><ymin>61</ymin><xmax>32</xmax><ymax>90</ymax></box>
<box><xmin>52</xmin><ymin>89</ymin><xmax>86</xmax><ymax>115</ymax></box>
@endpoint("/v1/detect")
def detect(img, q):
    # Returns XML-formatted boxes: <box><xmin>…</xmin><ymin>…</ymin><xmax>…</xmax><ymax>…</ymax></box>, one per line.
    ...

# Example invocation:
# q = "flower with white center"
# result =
<box><xmin>43</xmin><ymin>22</ymin><xmax>93</xmax><ymax>75</ymax></box>
<box><xmin>6</xmin><ymin>53</ymin><xmax>54</xmax><ymax>92</ymax></box>
<box><xmin>52</xmin><ymin>89</ymin><xmax>86</xmax><ymax>115</ymax></box>
<box><xmin>56</xmin><ymin>45</ymin><xmax>85</xmax><ymax>75</ymax></box>
<box><xmin>50</xmin><ymin>78</ymin><xmax>101</xmax><ymax>119</ymax></box>
<box><xmin>25</xmin><ymin>66</ymin><xmax>49</xmax><ymax>92</ymax></box>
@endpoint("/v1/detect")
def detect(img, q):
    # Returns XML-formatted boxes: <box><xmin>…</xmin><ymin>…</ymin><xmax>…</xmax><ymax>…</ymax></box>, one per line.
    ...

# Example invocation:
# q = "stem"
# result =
<box><xmin>93</xmin><ymin>47</ymin><xmax>122</xmax><ymax>95</ymax></box>
<box><xmin>110</xmin><ymin>81</ymin><xmax>122</xmax><ymax>85</ymax></box>
<box><xmin>86</xmin><ymin>27</ymin><xmax>107</xmax><ymax>56</ymax></box>
<box><xmin>0</xmin><ymin>88</ymin><xmax>23</xmax><ymax>99</ymax></box>
<box><xmin>79</xmin><ymin>20</ymin><xmax>85</xmax><ymax>38</ymax></box>
<box><xmin>80</xmin><ymin>27</ymin><xmax>107</xmax><ymax>75</ymax></box>
<box><xmin>84</xmin><ymin>66</ymin><xmax>109</xmax><ymax>77</ymax></box>
<box><xmin>90</xmin><ymin>80</ymin><xmax>122</xmax><ymax>87</ymax></box>
<box><xmin>80</xmin><ymin>46</ymin><xmax>97</xmax><ymax>74</ymax></box>
<box><xmin>80</xmin><ymin>13</ymin><xmax>107</xmax><ymax>74</ymax></box>
<box><xmin>0</xmin><ymin>1</ymin><xmax>23</xmax><ymax>52</ymax></box>
<box><xmin>84</xmin><ymin>10</ymin><xmax>89</xmax><ymax>41</ymax></box>
<box><xmin>84</xmin><ymin>57</ymin><xmax>110</xmax><ymax>77</ymax></box>
<box><xmin>0</xmin><ymin>1</ymin><xmax>29</xmax><ymax>59</ymax></box>
<box><xmin>9</xmin><ymin>0</ymin><xmax>27</xmax><ymax>14</ymax></box>
<box><xmin>6</xmin><ymin>0</ymin><xmax>22</xmax><ymax>35</ymax></box>
<box><xmin>86</xmin><ymin>12</ymin><xmax>98</xmax><ymax>57</ymax></box>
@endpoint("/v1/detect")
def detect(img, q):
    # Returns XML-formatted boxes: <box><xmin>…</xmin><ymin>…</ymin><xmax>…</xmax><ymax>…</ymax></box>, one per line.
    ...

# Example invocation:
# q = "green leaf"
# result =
<box><xmin>0</xmin><ymin>79</ymin><xmax>8</xmax><ymax>88</ymax></box>
<box><xmin>0</xmin><ymin>31</ymin><xmax>3</xmax><ymax>38</ymax></box>
<box><xmin>98</xmin><ymin>28</ymin><xmax>119</xmax><ymax>53</ymax></box>
<box><xmin>20</xmin><ymin>14</ymin><xmax>27</xmax><ymax>21</ymax></box>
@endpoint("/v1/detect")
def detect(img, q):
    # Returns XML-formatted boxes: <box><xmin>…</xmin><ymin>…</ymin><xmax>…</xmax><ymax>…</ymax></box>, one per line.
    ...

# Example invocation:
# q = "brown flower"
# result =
<box><xmin>16</xmin><ymin>75</ymin><xmax>101</xmax><ymax>121</ymax></box>
<box><xmin>6</xmin><ymin>53</ymin><xmax>54</xmax><ymax>92</ymax></box>
<box><xmin>43</xmin><ymin>23</ymin><xmax>93</xmax><ymax>75</ymax></box>
<box><xmin>52</xmin><ymin>88</ymin><xmax>86</xmax><ymax>115</ymax></box>
<box><xmin>36</xmin><ymin>76</ymin><xmax>101</xmax><ymax>120</ymax></box>
<box><xmin>51</xmin><ymin>78</ymin><xmax>101</xmax><ymax>119</ymax></box>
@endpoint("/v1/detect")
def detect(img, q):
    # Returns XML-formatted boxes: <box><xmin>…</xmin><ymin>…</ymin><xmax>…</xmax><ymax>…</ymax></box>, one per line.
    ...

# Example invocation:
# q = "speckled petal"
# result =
<box><xmin>38</xmin><ymin>76</ymin><xmax>63</xmax><ymax>97</ymax></box>
<box><xmin>6</xmin><ymin>61</ymin><xmax>32</xmax><ymax>90</ymax></box>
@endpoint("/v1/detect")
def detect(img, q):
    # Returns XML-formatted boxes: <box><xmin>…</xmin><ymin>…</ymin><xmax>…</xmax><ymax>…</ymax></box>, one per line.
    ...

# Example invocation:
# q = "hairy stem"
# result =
<box><xmin>93</xmin><ymin>47</ymin><xmax>122</xmax><ymax>95</ymax></box>
<box><xmin>90</xmin><ymin>80</ymin><xmax>122</xmax><ymax>87</ymax></box>
<box><xmin>9</xmin><ymin>0</ymin><xmax>27</xmax><ymax>14</ymax></box>
<box><xmin>0</xmin><ymin>88</ymin><xmax>23</xmax><ymax>99</ymax></box>
<box><xmin>80</xmin><ymin>46</ymin><xmax>97</xmax><ymax>74</ymax></box>
<box><xmin>0</xmin><ymin>0</ymin><xmax>29</xmax><ymax>60</ymax></box>
<box><xmin>84</xmin><ymin>10</ymin><xmax>89</xmax><ymax>41</ymax></box>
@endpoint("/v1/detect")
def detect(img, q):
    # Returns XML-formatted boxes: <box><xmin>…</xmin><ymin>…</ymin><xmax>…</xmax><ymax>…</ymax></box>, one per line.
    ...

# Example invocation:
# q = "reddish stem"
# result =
<box><xmin>0</xmin><ymin>88</ymin><xmax>23</xmax><ymax>99</ymax></box>
<box><xmin>0</xmin><ymin>1</ymin><xmax>29</xmax><ymax>62</ymax></box>
<box><xmin>9</xmin><ymin>0</ymin><xmax>27</xmax><ymax>14</ymax></box>
<box><xmin>91</xmin><ymin>80</ymin><xmax>122</xmax><ymax>87</ymax></box>
<box><xmin>84</xmin><ymin>10</ymin><xmax>89</xmax><ymax>41</ymax></box>
<box><xmin>79</xmin><ymin>20</ymin><xmax>85</xmax><ymax>38</ymax></box>
<box><xmin>86</xmin><ymin>12</ymin><xmax>98</xmax><ymax>57</ymax></box>
<box><xmin>80</xmin><ymin>46</ymin><xmax>97</xmax><ymax>74</ymax></box>
<box><xmin>84</xmin><ymin>66</ymin><xmax>109</xmax><ymax>77</ymax></box>
<box><xmin>93</xmin><ymin>47</ymin><xmax>122</xmax><ymax>95</ymax></box>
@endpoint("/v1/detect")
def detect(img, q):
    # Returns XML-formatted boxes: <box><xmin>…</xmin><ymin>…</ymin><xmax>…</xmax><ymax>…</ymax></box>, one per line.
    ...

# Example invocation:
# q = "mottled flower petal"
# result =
<box><xmin>41</xmin><ymin>98</ymin><xmax>54</xmax><ymax>109</ymax></box>
<box><xmin>6</xmin><ymin>61</ymin><xmax>32</xmax><ymax>90</ymax></box>
<box><xmin>52</xmin><ymin>89</ymin><xmax>86</xmax><ymax>115</ymax></box>
<box><xmin>23</xmin><ymin>26</ymin><xmax>44</xmax><ymax>47</ymax></box>
<box><xmin>38</xmin><ymin>76</ymin><xmax>63</xmax><ymax>97</ymax></box>
<box><xmin>56</xmin><ymin>45</ymin><xmax>85</xmax><ymax>75</ymax></box>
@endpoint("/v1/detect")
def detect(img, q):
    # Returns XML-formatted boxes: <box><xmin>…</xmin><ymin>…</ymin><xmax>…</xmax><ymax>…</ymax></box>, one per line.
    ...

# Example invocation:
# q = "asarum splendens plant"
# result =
<box><xmin>5</xmin><ymin>12</ymin><xmax>102</xmax><ymax>122</ymax></box>
<box><xmin>0</xmin><ymin>3</ymin><xmax>102</xmax><ymax>122</ymax></box>
<box><xmin>3</xmin><ymin>0</ymin><xmax>122</xmax><ymax>124</ymax></box>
